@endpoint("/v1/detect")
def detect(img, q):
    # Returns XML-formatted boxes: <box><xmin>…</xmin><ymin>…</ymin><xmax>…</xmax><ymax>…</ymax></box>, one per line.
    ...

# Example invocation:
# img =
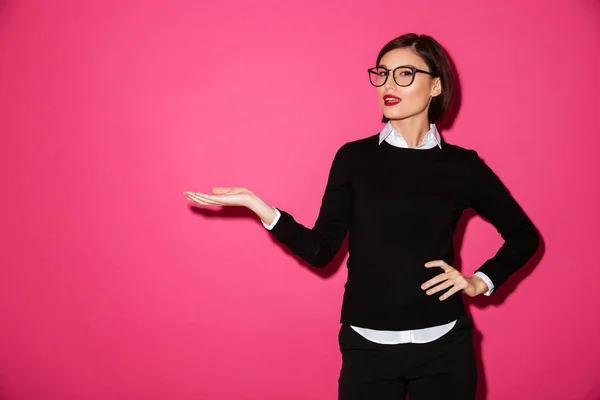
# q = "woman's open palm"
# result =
<box><xmin>184</xmin><ymin>187</ymin><xmax>255</xmax><ymax>208</ymax></box>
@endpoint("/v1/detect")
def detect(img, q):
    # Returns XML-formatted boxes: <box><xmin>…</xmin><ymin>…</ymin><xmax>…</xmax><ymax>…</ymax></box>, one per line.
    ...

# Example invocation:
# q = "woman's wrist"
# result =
<box><xmin>469</xmin><ymin>275</ymin><xmax>489</xmax><ymax>296</ymax></box>
<box><xmin>247</xmin><ymin>194</ymin><xmax>277</xmax><ymax>226</ymax></box>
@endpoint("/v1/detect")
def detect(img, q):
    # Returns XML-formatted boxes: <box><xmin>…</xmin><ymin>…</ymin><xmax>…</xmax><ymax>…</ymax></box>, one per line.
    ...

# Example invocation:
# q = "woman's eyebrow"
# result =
<box><xmin>378</xmin><ymin>64</ymin><xmax>419</xmax><ymax>69</ymax></box>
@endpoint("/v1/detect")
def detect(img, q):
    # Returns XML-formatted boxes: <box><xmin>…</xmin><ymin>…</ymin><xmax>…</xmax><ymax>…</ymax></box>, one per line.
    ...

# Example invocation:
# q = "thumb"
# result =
<box><xmin>212</xmin><ymin>187</ymin><xmax>232</xmax><ymax>194</ymax></box>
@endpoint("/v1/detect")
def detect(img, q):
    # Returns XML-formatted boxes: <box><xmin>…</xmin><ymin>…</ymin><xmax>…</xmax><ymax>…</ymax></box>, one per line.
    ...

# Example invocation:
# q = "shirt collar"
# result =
<box><xmin>378</xmin><ymin>121</ymin><xmax>442</xmax><ymax>149</ymax></box>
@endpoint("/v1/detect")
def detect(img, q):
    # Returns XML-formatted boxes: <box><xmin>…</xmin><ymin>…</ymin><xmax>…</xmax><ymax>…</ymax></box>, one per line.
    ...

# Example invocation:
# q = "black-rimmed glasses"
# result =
<box><xmin>367</xmin><ymin>66</ymin><xmax>437</xmax><ymax>87</ymax></box>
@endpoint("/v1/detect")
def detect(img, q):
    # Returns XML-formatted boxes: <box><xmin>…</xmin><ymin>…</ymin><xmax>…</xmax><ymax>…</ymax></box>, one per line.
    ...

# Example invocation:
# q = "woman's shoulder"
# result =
<box><xmin>331</xmin><ymin>133</ymin><xmax>380</xmax><ymax>157</ymax></box>
<box><xmin>344</xmin><ymin>133</ymin><xmax>380</xmax><ymax>148</ymax></box>
<box><xmin>440</xmin><ymin>141</ymin><xmax>480</xmax><ymax>160</ymax></box>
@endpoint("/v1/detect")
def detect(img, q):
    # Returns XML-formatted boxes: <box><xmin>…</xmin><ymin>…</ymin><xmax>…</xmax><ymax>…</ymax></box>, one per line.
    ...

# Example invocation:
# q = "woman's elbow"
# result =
<box><xmin>309</xmin><ymin>249</ymin><xmax>336</xmax><ymax>269</ymax></box>
<box><xmin>305</xmin><ymin>242</ymin><xmax>338</xmax><ymax>269</ymax></box>
<box><xmin>523</xmin><ymin>225</ymin><xmax>541</xmax><ymax>260</ymax></box>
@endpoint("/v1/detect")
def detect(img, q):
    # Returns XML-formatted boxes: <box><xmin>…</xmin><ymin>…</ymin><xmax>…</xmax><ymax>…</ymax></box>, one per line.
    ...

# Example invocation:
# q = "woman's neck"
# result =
<box><xmin>389</xmin><ymin>117</ymin><xmax>431</xmax><ymax>148</ymax></box>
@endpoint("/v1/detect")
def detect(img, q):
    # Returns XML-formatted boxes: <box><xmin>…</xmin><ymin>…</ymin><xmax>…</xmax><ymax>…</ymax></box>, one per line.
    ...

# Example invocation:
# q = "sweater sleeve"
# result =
<box><xmin>267</xmin><ymin>143</ymin><xmax>352</xmax><ymax>268</ymax></box>
<box><xmin>469</xmin><ymin>150</ymin><xmax>540</xmax><ymax>290</ymax></box>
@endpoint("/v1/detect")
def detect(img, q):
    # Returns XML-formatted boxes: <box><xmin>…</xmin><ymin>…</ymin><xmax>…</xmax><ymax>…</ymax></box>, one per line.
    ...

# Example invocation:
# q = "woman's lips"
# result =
<box><xmin>383</xmin><ymin>94</ymin><xmax>401</xmax><ymax>106</ymax></box>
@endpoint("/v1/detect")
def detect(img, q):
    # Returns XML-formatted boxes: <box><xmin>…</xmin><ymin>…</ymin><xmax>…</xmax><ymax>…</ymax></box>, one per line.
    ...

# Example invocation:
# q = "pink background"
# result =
<box><xmin>1</xmin><ymin>0</ymin><xmax>599</xmax><ymax>399</ymax></box>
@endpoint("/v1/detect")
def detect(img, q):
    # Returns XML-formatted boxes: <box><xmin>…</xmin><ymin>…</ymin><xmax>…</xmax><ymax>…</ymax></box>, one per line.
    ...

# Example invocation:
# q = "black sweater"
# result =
<box><xmin>268</xmin><ymin>134</ymin><xmax>539</xmax><ymax>330</ymax></box>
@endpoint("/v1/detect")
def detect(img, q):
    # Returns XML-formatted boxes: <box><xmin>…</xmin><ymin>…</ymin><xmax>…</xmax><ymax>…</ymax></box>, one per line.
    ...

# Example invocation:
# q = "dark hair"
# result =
<box><xmin>376</xmin><ymin>33</ymin><xmax>454</xmax><ymax>124</ymax></box>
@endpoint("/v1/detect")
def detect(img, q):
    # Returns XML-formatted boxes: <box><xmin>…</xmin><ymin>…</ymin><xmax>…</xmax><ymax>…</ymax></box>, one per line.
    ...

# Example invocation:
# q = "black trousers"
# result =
<box><xmin>338</xmin><ymin>315</ymin><xmax>478</xmax><ymax>400</ymax></box>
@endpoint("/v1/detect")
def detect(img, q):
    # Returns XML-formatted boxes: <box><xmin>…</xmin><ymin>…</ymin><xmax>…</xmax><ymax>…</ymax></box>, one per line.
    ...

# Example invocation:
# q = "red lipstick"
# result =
<box><xmin>383</xmin><ymin>94</ymin><xmax>401</xmax><ymax>106</ymax></box>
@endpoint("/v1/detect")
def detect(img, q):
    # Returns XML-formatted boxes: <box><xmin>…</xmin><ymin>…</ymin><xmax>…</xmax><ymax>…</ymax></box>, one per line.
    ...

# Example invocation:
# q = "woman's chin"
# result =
<box><xmin>383</xmin><ymin>113</ymin><xmax>409</xmax><ymax>121</ymax></box>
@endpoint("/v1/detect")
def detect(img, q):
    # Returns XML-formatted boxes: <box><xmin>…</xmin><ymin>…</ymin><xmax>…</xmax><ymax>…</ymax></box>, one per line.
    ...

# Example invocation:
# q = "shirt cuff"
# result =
<box><xmin>262</xmin><ymin>207</ymin><xmax>281</xmax><ymax>230</ymax></box>
<box><xmin>473</xmin><ymin>271</ymin><xmax>495</xmax><ymax>296</ymax></box>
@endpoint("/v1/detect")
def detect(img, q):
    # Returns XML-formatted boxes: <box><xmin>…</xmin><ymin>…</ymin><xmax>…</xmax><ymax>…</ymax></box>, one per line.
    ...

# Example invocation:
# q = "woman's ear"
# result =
<box><xmin>431</xmin><ymin>78</ymin><xmax>442</xmax><ymax>97</ymax></box>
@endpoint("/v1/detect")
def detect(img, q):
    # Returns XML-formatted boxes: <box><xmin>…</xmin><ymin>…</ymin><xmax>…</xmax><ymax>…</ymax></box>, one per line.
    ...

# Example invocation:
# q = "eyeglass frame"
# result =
<box><xmin>367</xmin><ymin>65</ymin><xmax>438</xmax><ymax>87</ymax></box>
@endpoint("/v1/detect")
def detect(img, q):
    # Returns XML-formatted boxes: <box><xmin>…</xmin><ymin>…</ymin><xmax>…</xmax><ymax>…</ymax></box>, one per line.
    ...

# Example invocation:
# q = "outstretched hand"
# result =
<box><xmin>184</xmin><ymin>186</ymin><xmax>278</xmax><ymax>226</ymax></box>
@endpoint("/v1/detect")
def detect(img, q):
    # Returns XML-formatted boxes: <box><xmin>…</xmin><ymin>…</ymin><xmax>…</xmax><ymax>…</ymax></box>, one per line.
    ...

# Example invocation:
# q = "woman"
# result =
<box><xmin>184</xmin><ymin>33</ymin><xmax>539</xmax><ymax>400</ymax></box>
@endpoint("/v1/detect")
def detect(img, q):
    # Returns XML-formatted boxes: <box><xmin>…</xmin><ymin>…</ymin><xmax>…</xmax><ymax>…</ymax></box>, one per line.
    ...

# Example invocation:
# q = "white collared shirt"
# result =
<box><xmin>263</xmin><ymin>122</ymin><xmax>494</xmax><ymax>344</ymax></box>
<box><xmin>378</xmin><ymin>121</ymin><xmax>443</xmax><ymax>149</ymax></box>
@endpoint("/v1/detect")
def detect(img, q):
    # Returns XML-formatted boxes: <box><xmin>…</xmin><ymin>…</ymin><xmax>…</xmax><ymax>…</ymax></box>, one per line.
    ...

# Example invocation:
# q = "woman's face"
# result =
<box><xmin>376</xmin><ymin>47</ymin><xmax>441</xmax><ymax>122</ymax></box>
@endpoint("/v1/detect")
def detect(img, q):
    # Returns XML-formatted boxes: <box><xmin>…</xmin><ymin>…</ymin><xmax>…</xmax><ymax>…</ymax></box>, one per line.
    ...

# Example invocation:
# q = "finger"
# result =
<box><xmin>195</xmin><ymin>193</ymin><xmax>233</xmax><ymax>205</ymax></box>
<box><xmin>184</xmin><ymin>191</ymin><xmax>212</xmax><ymax>198</ymax></box>
<box><xmin>186</xmin><ymin>193</ymin><xmax>222</xmax><ymax>206</ymax></box>
<box><xmin>196</xmin><ymin>196</ymin><xmax>225</xmax><ymax>206</ymax></box>
<box><xmin>184</xmin><ymin>192</ymin><xmax>203</xmax><ymax>201</ymax></box>
<box><xmin>424</xmin><ymin>260</ymin><xmax>453</xmax><ymax>272</ymax></box>
<box><xmin>425</xmin><ymin>279</ymin><xmax>454</xmax><ymax>296</ymax></box>
<box><xmin>439</xmin><ymin>285</ymin><xmax>462</xmax><ymax>301</ymax></box>
<box><xmin>421</xmin><ymin>272</ymin><xmax>450</xmax><ymax>290</ymax></box>
<box><xmin>193</xmin><ymin>193</ymin><xmax>220</xmax><ymax>201</ymax></box>
<box><xmin>185</xmin><ymin>193</ymin><xmax>211</xmax><ymax>204</ymax></box>
<box><xmin>186</xmin><ymin>196</ymin><xmax>212</xmax><ymax>206</ymax></box>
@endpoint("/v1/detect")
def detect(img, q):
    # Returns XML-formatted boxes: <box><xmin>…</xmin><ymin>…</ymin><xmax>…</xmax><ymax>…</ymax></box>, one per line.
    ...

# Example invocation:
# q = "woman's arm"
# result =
<box><xmin>256</xmin><ymin>143</ymin><xmax>353</xmax><ymax>268</ymax></box>
<box><xmin>184</xmin><ymin>143</ymin><xmax>353</xmax><ymax>269</ymax></box>
<box><xmin>468</xmin><ymin>150</ymin><xmax>540</xmax><ymax>290</ymax></box>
